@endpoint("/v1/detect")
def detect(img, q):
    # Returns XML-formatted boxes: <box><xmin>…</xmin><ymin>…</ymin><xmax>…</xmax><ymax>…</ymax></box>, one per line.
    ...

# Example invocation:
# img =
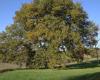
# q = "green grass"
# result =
<box><xmin>0</xmin><ymin>60</ymin><xmax>100</xmax><ymax>80</ymax></box>
<box><xmin>72</xmin><ymin>72</ymin><xmax>100</xmax><ymax>80</ymax></box>
<box><xmin>0</xmin><ymin>67</ymin><xmax>100</xmax><ymax>80</ymax></box>
<box><xmin>66</xmin><ymin>59</ymin><xmax>100</xmax><ymax>69</ymax></box>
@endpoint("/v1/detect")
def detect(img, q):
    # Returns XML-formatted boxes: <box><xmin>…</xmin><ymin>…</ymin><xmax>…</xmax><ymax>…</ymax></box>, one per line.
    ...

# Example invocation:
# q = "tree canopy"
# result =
<box><xmin>0</xmin><ymin>0</ymin><xmax>99</xmax><ymax>68</ymax></box>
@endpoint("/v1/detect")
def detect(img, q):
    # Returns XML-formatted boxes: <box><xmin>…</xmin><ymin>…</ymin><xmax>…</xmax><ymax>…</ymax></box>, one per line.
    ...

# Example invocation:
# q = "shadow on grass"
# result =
<box><xmin>65</xmin><ymin>72</ymin><xmax>100</xmax><ymax>80</ymax></box>
<box><xmin>66</xmin><ymin>60</ymin><xmax>100</xmax><ymax>69</ymax></box>
<box><xmin>0</xmin><ymin>69</ymin><xmax>15</xmax><ymax>73</ymax></box>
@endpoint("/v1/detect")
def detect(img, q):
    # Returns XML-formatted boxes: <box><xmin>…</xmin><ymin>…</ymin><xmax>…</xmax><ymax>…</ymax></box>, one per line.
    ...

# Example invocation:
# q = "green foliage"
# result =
<box><xmin>0</xmin><ymin>0</ymin><xmax>99</xmax><ymax>68</ymax></box>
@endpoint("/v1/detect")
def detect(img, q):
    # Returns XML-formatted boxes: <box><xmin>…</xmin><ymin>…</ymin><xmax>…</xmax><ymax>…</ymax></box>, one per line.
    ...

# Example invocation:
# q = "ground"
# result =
<box><xmin>0</xmin><ymin>60</ymin><xmax>100</xmax><ymax>80</ymax></box>
<box><xmin>0</xmin><ymin>67</ymin><xmax>100</xmax><ymax>80</ymax></box>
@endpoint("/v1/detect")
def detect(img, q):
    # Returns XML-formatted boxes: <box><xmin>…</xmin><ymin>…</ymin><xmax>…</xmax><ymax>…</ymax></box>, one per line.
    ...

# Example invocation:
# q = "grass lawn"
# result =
<box><xmin>0</xmin><ymin>67</ymin><xmax>100</xmax><ymax>80</ymax></box>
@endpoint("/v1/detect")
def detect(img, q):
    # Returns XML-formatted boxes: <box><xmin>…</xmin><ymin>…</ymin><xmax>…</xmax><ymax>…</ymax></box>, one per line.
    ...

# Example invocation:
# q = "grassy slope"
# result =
<box><xmin>0</xmin><ymin>67</ymin><xmax>100</xmax><ymax>80</ymax></box>
<box><xmin>73</xmin><ymin>72</ymin><xmax>100</xmax><ymax>80</ymax></box>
